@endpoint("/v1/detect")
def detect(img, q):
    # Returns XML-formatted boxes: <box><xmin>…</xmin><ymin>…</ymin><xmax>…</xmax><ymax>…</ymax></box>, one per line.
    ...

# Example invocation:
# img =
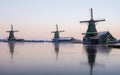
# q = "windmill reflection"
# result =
<box><xmin>84</xmin><ymin>45</ymin><xmax>111</xmax><ymax>75</ymax></box>
<box><xmin>8</xmin><ymin>42</ymin><xmax>16</xmax><ymax>62</ymax></box>
<box><xmin>53</xmin><ymin>43</ymin><xmax>60</xmax><ymax>60</ymax></box>
<box><xmin>85</xmin><ymin>45</ymin><xmax>96</xmax><ymax>75</ymax></box>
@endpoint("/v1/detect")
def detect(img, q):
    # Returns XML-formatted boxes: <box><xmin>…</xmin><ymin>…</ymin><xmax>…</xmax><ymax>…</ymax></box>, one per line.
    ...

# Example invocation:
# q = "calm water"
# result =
<box><xmin>0</xmin><ymin>42</ymin><xmax>120</xmax><ymax>75</ymax></box>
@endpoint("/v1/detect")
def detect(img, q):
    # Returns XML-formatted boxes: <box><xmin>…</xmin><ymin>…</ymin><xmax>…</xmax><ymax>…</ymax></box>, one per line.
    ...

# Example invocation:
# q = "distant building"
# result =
<box><xmin>53</xmin><ymin>37</ymin><xmax>75</xmax><ymax>42</ymax></box>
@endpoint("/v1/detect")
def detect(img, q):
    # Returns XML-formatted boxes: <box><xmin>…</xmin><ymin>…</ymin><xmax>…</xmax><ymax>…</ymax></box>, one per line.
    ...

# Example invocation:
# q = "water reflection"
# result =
<box><xmin>84</xmin><ymin>45</ymin><xmax>96</xmax><ymax>75</ymax></box>
<box><xmin>53</xmin><ymin>43</ymin><xmax>60</xmax><ymax>60</ymax></box>
<box><xmin>0</xmin><ymin>43</ymin><xmax>119</xmax><ymax>75</ymax></box>
<box><xmin>84</xmin><ymin>45</ymin><xmax>111</xmax><ymax>75</ymax></box>
<box><xmin>8</xmin><ymin>42</ymin><xmax>16</xmax><ymax>62</ymax></box>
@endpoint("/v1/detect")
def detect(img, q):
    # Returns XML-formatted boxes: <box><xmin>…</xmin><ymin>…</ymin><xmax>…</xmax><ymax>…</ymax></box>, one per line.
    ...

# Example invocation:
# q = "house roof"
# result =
<box><xmin>93</xmin><ymin>31</ymin><xmax>109</xmax><ymax>39</ymax></box>
<box><xmin>59</xmin><ymin>37</ymin><xmax>74</xmax><ymax>40</ymax></box>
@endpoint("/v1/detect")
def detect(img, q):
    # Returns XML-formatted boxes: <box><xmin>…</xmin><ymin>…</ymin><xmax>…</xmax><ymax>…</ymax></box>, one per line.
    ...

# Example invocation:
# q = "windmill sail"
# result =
<box><xmin>6</xmin><ymin>25</ymin><xmax>19</xmax><ymax>41</ymax></box>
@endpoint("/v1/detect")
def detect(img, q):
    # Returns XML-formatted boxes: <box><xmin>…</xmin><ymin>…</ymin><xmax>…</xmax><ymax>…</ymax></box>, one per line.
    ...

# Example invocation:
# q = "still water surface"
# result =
<box><xmin>0</xmin><ymin>42</ymin><xmax>120</xmax><ymax>75</ymax></box>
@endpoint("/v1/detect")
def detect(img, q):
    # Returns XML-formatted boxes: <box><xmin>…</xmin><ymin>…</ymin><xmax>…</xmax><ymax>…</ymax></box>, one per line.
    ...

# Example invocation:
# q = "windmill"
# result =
<box><xmin>80</xmin><ymin>8</ymin><xmax>105</xmax><ymax>43</ymax></box>
<box><xmin>80</xmin><ymin>8</ymin><xmax>105</xmax><ymax>37</ymax></box>
<box><xmin>51</xmin><ymin>24</ymin><xmax>64</xmax><ymax>42</ymax></box>
<box><xmin>6</xmin><ymin>25</ymin><xmax>19</xmax><ymax>41</ymax></box>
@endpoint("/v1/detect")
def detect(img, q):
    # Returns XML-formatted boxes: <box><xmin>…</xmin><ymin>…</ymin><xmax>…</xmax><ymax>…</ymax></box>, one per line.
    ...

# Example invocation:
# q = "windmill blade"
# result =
<box><xmin>56</xmin><ymin>24</ymin><xmax>59</xmax><ymax>31</ymax></box>
<box><xmin>6</xmin><ymin>31</ymin><xmax>11</xmax><ymax>32</ymax></box>
<box><xmin>59</xmin><ymin>30</ymin><xmax>64</xmax><ymax>32</ymax></box>
<box><xmin>95</xmin><ymin>19</ymin><xmax>105</xmax><ymax>22</ymax></box>
<box><xmin>80</xmin><ymin>20</ymin><xmax>89</xmax><ymax>23</ymax></box>
<box><xmin>90</xmin><ymin>8</ymin><xmax>93</xmax><ymax>19</ymax></box>
<box><xmin>51</xmin><ymin>31</ymin><xmax>56</xmax><ymax>33</ymax></box>
<box><xmin>11</xmin><ymin>25</ymin><xmax>13</xmax><ymax>31</ymax></box>
<box><xmin>13</xmin><ymin>30</ymin><xmax>19</xmax><ymax>32</ymax></box>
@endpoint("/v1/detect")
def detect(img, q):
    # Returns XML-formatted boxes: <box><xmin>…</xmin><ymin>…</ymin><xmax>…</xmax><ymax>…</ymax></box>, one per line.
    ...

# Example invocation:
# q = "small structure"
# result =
<box><xmin>51</xmin><ymin>24</ymin><xmax>74</xmax><ymax>42</ymax></box>
<box><xmin>80</xmin><ymin>8</ymin><xmax>116</xmax><ymax>44</ymax></box>
<box><xmin>6</xmin><ymin>25</ymin><xmax>24</xmax><ymax>41</ymax></box>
